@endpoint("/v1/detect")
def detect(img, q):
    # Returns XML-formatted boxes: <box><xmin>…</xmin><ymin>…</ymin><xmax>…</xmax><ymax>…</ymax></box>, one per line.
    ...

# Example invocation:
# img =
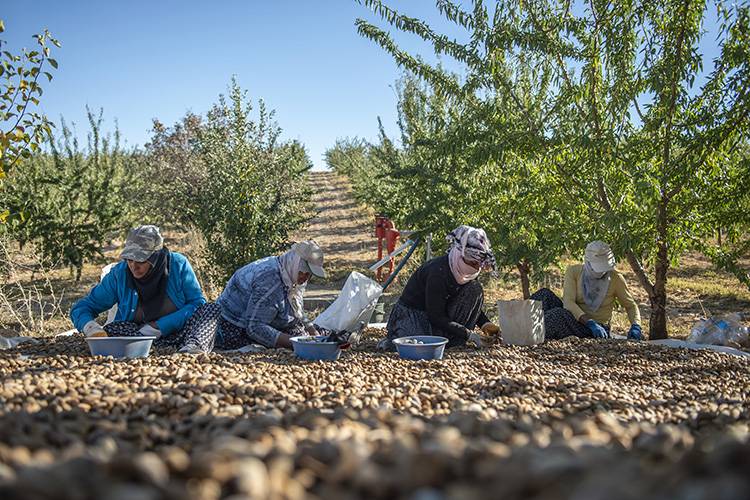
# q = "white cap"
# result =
<box><xmin>584</xmin><ymin>240</ymin><xmax>616</xmax><ymax>273</ymax></box>
<box><xmin>292</xmin><ymin>240</ymin><xmax>326</xmax><ymax>278</ymax></box>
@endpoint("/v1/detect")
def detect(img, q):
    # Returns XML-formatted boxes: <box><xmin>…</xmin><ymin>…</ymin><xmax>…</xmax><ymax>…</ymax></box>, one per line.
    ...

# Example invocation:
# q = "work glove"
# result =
<box><xmin>586</xmin><ymin>319</ymin><xmax>610</xmax><ymax>339</ymax></box>
<box><xmin>83</xmin><ymin>320</ymin><xmax>107</xmax><ymax>338</ymax></box>
<box><xmin>178</xmin><ymin>343</ymin><xmax>205</xmax><ymax>354</ymax></box>
<box><xmin>304</xmin><ymin>323</ymin><xmax>319</xmax><ymax>336</ymax></box>
<box><xmin>480</xmin><ymin>322</ymin><xmax>500</xmax><ymax>336</ymax></box>
<box><xmin>627</xmin><ymin>324</ymin><xmax>644</xmax><ymax>341</ymax></box>
<box><xmin>376</xmin><ymin>338</ymin><xmax>396</xmax><ymax>352</ymax></box>
<box><xmin>138</xmin><ymin>323</ymin><xmax>162</xmax><ymax>338</ymax></box>
<box><xmin>467</xmin><ymin>331</ymin><xmax>485</xmax><ymax>348</ymax></box>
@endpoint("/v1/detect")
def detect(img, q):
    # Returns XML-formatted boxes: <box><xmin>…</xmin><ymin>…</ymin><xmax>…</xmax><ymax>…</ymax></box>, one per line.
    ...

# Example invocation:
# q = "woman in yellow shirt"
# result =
<box><xmin>530</xmin><ymin>241</ymin><xmax>644</xmax><ymax>340</ymax></box>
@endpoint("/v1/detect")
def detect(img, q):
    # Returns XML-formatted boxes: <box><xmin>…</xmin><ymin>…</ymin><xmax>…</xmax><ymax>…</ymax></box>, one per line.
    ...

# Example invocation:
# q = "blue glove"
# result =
<box><xmin>627</xmin><ymin>324</ymin><xmax>644</xmax><ymax>340</ymax></box>
<box><xmin>586</xmin><ymin>319</ymin><xmax>610</xmax><ymax>339</ymax></box>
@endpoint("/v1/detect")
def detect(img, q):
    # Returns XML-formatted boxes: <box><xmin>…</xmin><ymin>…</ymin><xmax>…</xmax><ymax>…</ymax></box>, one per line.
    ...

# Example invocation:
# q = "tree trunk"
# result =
<box><xmin>650</xmin><ymin>202</ymin><xmax>670</xmax><ymax>339</ymax></box>
<box><xmin>648</xmin><ymin>286</ymin><xmax>668</xmax><ymax>340</ymax></box>
<box><xmin>517</xmin><ymin>260</ymin><xmax>531</xmax><ymax>299</ymax></box>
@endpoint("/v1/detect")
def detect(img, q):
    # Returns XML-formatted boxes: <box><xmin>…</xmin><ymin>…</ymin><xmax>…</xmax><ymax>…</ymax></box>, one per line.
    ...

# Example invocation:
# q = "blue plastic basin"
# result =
<box><xmin>393</xmin><ymin>335</ymin><xmax>448</xmax><ymax>360</ymax></box>
<box><xmin>290</xmin><ymin>335</ymin><xmax>341</xmax><ymax>361</ymax></box>
<box><xmin>85</xmin><ymin>336</ymin><xmax>156</xmax><ymax>359</ymax></box>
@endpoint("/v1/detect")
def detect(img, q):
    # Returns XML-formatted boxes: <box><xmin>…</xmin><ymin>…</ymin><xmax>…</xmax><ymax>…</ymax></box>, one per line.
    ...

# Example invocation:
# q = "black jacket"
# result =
<box><xmin>399</xmin><ymin>255</ymin><xmax>490</xmax><ymax>339</ymax></box>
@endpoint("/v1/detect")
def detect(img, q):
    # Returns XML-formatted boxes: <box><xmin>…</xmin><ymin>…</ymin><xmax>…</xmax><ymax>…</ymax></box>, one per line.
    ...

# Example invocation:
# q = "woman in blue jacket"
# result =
<box><xmin>70</xmin><ymin>225</ymin><xmax>208</xmax><ymax>348</ymax></box>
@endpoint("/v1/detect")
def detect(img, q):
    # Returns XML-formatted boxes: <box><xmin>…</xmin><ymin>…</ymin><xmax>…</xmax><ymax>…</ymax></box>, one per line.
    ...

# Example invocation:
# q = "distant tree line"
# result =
<box><xmin>1</xmin><ymin>74</ymin><xmax>312</xmax><ymax>285</ymax></box>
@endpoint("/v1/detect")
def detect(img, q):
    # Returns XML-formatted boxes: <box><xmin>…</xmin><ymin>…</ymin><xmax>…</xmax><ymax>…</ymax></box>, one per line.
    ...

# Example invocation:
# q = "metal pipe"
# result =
<box><xmin>382</xmin><ymin>238</ymin><xmax>422</xmax><ymax>292</ymax></box>
<box><xmin>369</xmin><ymin>239</ymin><xmax>413</xmax><ymax>272</ymax></box>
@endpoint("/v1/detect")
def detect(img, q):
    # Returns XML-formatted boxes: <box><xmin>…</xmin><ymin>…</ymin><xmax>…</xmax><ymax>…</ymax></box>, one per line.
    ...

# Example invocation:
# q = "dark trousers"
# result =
<box><xmin>529</xmin><ymin>288</ymin><xmax>596</xmax><ymax>340</ymax></box>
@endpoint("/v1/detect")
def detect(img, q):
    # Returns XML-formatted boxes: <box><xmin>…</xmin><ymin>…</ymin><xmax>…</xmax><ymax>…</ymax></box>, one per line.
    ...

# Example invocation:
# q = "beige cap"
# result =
<box><xmin>292</xmin><ymin>240</ymin><xmax>326</xmax><ymax>278</ymax></box>
<box><xmin>584</xmin><ymin>240</ymin><xmax>616</xmax><ymax>273</ymax></box>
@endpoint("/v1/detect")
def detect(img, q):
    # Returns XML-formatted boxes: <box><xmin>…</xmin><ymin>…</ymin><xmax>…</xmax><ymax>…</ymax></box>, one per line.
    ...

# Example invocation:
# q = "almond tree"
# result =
<box><xmin>356</xmin><ymin>0</ymin><xmax>750</xmax><ymax>338</ymax></box>
<box><xmin>0</xmin><ymin>20</ymin><xmax>60</xmax><ymax>222</ymax></box>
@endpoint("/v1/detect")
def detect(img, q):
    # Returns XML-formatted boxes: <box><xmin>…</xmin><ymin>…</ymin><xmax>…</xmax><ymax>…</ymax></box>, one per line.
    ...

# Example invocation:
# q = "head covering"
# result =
<box><xmin>448</xmin><ymin>247</ymin><xmax>481</xmax><ymax>285</ymax></box>
<box><xmin>584</xmin><ymin>240</ymin><xmax>615</xmax><ymax>274</ymax></box>
<box><xmin>299</xmin><ymin>260</ymin><xmax>312</xmax><ymax>274</ymax></box>
<box><xmin>582</xmin><ymin>241</ymin><xmax>615</xmax><ymax>311</ymax></box>
<box><xmin>292</xmin><ymin>241</ymin><xmax>326</xmax><ymax>278</ymax></box>
<box><xmin>121</xmin><ymin>225</ymin><xmax>164</xmax><ymax>262</ymax></box>
<box><xmin>277</xmin><ymin>241</ymin><xmax>325</xmax><ymax>321</ymax></box>
<box><xmin>446</xmin><ymin>225</ymin><xmax>496</xmax><ymax>285</ymax></box>
<box><xmin>125</xmin><ymin>246</ymin><xmax>171</xmax><ymax>323</ymax></box>
<box><xmin>278</xmin><ymin>248</ymin><xmax>303</xmax><ymax>290</ymax></box>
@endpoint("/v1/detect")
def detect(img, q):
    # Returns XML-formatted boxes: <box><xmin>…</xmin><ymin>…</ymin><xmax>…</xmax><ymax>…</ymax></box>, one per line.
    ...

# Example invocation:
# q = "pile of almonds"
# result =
<box><xmin>0</xmin><ymin>329</ymin><xmax>748</xmax><ymax>499</ymax></box>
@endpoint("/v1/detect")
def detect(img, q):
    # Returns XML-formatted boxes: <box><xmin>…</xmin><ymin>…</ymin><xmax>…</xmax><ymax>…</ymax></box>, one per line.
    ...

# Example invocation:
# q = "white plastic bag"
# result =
<box><xmin>687</xmin><ymin>313</ymin><xmax>748</xmax><ymax>347</ymax></box>
<box><xmin>314</xmin><ymin>272</ymin><xmax>383</xmax><ymax>333</ymax></box>
<box><xmin>497</xmin><ymin>299</ymin><xmax>546</xmax><ymax>345</ymax></box>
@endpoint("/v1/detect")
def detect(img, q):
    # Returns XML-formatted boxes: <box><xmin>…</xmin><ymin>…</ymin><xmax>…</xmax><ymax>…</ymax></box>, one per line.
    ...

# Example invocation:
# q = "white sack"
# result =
<box><xmin>648</xmin><ymin>338</ymin><xmax>750</xmax><ymax>358</ymax></box>
<box><xmin>0</xmin><ymin>336</ymin><xmax>40</xmax><ymax>350</ymax></box>
<box><xmin>497</xmin><ymin>299</ymin><xmax>546</xmax><ymax>346</ymax></box>
<box><xmin>314</xmin><ymin>272</ymin><xmax>383</xmax><ymax>332</ymax></box>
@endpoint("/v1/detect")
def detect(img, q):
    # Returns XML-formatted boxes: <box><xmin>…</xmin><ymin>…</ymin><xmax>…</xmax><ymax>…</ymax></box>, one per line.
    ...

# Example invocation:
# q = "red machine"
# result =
<box><xmin>375</xmin><ymin>216</ymin><xmax>400</xmax><ymax>282</ymax></box>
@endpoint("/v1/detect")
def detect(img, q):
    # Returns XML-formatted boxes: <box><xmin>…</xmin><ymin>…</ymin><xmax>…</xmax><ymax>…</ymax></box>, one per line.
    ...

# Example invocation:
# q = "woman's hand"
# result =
<box><xmin>627</xmin><ymin>324</ymin><xmax>644</xmax><ymax>340</ymax></box>
<box><xmin>586</xmin><ymin>320</ymin><xmax>610</xmax><ymax>339</ymax></box>
<box><xmin>480</xmin><ymin>322</ymin><xmax>500</xmax><ymax>335</ymax></box>
<box><xmin>138</xmin><ymin>323</ymin><xmax>162</xmax><ymax>338</ymax></box>
<box><xmin>467</xmin><ymin>331</ymin><xmax>485</xmax><ymax>347</ymax></box>
<box><xmin>83</xmin><ymin>320</ymin><xmax>107</xmax><ymax>337</ymax></box>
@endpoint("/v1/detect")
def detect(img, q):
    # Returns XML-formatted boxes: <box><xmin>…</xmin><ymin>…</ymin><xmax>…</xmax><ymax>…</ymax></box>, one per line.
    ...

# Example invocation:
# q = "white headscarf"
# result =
<box><xmin>277</xmin><ymin>249</ymin><xmax>306</xmax><ymax>320</ymax></box>
<box><xmin>581</xmin><ymin>260</ymin><xmax>611</xmax><ymax>312</ymax></box>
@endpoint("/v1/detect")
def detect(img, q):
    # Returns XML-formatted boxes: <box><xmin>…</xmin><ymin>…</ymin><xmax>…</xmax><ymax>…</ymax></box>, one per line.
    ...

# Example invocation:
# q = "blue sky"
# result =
<box><xmin>3</xmin><ymin>0</ymin><xmax>467</xmax><ymax>170</ymax></box>
<box><xmin>3</xmin><ymin>1</ymin><xmax>724</xmax><ymax>170</ymax></box>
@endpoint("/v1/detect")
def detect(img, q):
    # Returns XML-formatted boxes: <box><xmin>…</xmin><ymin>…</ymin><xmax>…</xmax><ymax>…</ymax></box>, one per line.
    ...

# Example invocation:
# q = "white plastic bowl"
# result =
<box><xmin>85</xmin><ymin>336</ymin><xmax>157</xmax><ymax>359</ymax></box>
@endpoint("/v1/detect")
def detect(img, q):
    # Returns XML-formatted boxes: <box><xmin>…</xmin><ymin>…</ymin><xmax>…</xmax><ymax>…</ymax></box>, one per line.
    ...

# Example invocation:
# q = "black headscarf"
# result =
<box><xmin>126</xmin><ymin>247</ymin><xmax>170</xmax><ymax>323</ymax></box>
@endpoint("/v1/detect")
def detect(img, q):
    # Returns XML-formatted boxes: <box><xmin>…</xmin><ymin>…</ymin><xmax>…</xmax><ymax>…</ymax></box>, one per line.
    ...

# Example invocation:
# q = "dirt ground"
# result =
<box><xmin>300</xmin><ymin>172</ymin><xmax>378</xmax><ymax>285</ymax></box>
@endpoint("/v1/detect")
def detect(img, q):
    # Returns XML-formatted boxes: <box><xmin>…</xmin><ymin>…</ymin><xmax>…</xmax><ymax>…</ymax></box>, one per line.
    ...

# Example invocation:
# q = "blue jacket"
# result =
<box><xmin>217</xmin><ymin>256</ymin><xmax>298</xmax><ymax>345</ymax></box>
<box><xmin>70</xmin><ymin>252</ymin><xmax>206</xmax><ymax>336</ymax></box>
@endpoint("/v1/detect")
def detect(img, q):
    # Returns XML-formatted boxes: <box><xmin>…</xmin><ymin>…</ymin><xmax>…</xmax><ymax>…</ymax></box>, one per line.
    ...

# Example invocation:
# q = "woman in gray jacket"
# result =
<box><xmin>178</xmin><ymin>241</ymin><xmax>326</xmax><ymax>353</ymax></box>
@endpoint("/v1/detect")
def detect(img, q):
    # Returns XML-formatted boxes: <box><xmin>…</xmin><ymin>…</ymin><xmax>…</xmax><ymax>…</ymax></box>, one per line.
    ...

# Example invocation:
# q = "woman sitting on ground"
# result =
<box><xmin>530</xmin><ymin>240</ymin><xmax>644</xmax><ymax>341</ymax></box>
<box><xmin>70</xmin><ymin>225</ymin><xmax>208</xmax><ymax>349</ymax></box>
<box><xmin>378</xmin><ymin>225</ymin><xmax>500</xmax><ymax>351</ymax></box>
<box><xmin>176</xmin><ymin>241</ymin><xmax>327</xmax><ymax>353</ymax></box>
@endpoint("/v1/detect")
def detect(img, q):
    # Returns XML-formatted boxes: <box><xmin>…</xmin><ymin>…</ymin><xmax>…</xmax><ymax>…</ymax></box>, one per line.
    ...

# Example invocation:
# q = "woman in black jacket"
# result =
<box><xmin>379</xmin><ymin>225</ymin><xmax>500</xmax><ymax>350</ymax></box>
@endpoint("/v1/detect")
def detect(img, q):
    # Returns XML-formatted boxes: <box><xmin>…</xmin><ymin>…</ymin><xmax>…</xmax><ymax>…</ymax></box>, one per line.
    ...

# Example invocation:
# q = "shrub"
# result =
<box><xmin>192</xmin><ymin>79</ymin><xmax>312</xmax><ymax>287</ymax></box>
<box><xmin>0</xmin><ymin>109</ymin><xmax>137</xmax><ymax>280</ymax></box>
<box><xmin>133</xmin><ymin>113</ymin><xmax>206</xmax><ymax>227</ymax></box>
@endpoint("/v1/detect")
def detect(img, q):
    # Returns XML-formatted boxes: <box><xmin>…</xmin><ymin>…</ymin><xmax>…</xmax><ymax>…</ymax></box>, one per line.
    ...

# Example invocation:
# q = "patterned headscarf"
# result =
<box><xmin>446</xmin><ymin>225</ymin><xmax>497</xmax><ymax>271</ymax></box>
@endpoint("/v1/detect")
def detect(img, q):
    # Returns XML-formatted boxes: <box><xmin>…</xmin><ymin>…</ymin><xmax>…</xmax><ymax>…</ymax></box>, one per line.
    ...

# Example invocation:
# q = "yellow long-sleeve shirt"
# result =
<box><xmin>562</xmin><ymin>264</ymin><xmax>641</xmax><ymax>326</ymax></box>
